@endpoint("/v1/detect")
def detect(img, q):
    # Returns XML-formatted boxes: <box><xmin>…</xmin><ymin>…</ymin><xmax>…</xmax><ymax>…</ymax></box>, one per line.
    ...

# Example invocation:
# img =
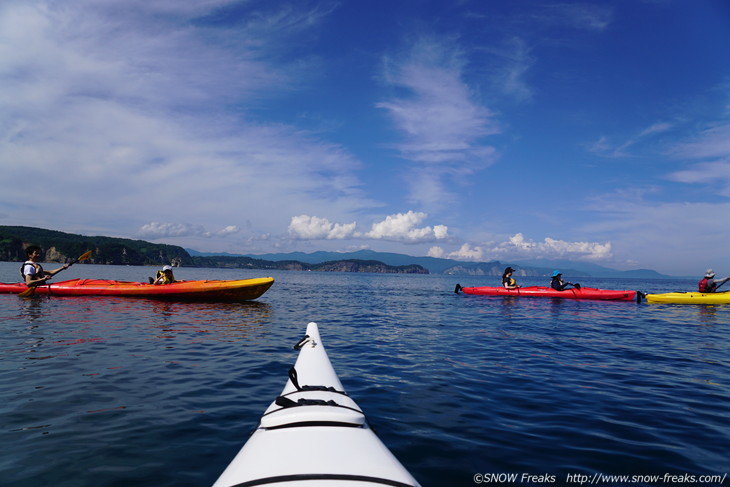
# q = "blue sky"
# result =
<box><xmin>1</xmin><ymin>0</ymin><xmax>729</xmax><ymax>276</ymax></box>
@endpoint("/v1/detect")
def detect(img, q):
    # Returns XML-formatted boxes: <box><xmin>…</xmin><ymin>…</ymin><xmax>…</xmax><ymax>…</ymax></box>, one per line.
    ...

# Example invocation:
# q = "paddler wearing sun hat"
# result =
<box><xmin>698</xmin><ymin>269</ymin><xmax>730</xmax><ymax>293</ymax></box>
<box><xmin>549</xmin><ymin>270</ymin><xmax>580</xmax><ymax>291</ymax></box>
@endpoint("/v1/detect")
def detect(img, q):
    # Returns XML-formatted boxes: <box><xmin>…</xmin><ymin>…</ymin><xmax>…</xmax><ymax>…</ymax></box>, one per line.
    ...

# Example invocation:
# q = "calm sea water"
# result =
<box><xmin>1</xmin><ymin>263</ymin><xmax>728</xmax><ymax>487</ymax></box>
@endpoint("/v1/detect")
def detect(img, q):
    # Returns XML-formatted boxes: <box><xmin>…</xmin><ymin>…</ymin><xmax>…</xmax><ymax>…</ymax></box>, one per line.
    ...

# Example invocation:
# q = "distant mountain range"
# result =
<box><xmin>188</xmin><ymin>248</ymin><xmax>675</xmax><ymax>278</ymax></box>
<box><xmin>0</xmin><ymin>225</ymin><xmax>675</xmax><ymax>278</ymax></box>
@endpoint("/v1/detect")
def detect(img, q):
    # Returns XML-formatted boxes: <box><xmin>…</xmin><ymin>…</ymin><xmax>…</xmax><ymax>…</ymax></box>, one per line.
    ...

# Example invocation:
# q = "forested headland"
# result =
<box><xmin>0</xmin><ymin>226</ymin><xmax>428</xmax><ymax>274</ymax></box>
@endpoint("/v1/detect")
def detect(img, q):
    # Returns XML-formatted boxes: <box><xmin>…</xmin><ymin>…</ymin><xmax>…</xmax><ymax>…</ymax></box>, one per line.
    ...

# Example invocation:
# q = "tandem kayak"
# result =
<box><xmin>455</xmin><ymin>284</ymin><xmax>637</xmax><ymax>301</ymax></box>
<box><xmin>213</xmin><ymin>322</ymin><xmax>421</xmax><ymax>487</ymax></box>
<box><xmin>0</xmin><ymin>277</ymin><xmax>274</xmax><ymax>301</ymax></box>
<box><xmin>643</xmin><ymin>291</ymin><xmax>730</xmax><ymax>304</ymax></box>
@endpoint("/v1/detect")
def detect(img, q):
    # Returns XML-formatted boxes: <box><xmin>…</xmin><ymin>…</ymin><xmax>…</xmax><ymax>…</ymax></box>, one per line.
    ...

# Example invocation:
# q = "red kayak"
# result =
<box><xmin>455</xmin><ymin>284</ymin><xmax>637</xmax><ymax>301</ymax></box>
<box><xmin>0</xmin><ymin>277</ymin><xmax>274</xmax><ymax>302</ymax></box>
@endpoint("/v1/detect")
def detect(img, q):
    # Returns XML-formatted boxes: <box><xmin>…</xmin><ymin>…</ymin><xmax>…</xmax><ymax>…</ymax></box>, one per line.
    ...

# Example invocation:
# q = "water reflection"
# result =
<box><xmin>17</xmin><ymin>295</ymin><xmax>47</xmax><ymax>322</ymax></box>
<box><xmin>646</xmin><ymin>302</ymin><xmax>726</xmax><ymax>327</ymax></box>
<box><xmin>3</xmin><ymin>294</ymin><xmax>277</xmax><ymax>364</ymax></box>
<box><xmin>696</xmin><ymin>304</ymin><xmax>718</xmax><ymax>324</ymax></box>
<box><xmin>146</xmin><ymin>300</ymin><xmax>274</xmax><ymax>340</ymax></box>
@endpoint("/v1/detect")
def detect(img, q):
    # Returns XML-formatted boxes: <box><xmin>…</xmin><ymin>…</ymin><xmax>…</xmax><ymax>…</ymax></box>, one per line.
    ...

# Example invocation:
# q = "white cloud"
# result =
<box><xmin>667</xmin><ymin>160</ymin><xmax>730</xmax><ymax>185</ymax></box>
<box><xmin>138</xmin><ymin>222</ymin><xmax>240</xmax><ymax>239</ymax></box>
<box><xmin>671</xmin><ymin>123</ymin><xmax>730</xmax><ymax>160</ymax></box>
<box><xmin>365</xmin><ymin>211</ymin><xmax>448</xmax><ymax>242</ymax></box>
<box><xmin>665</xmin><ymin>122</ymin><xmax>730</xmax><ymax>196</ymax></box>
<box><xmin>427</xmin><ymin>246</ymin><xmax>445</xmax><ymax>258</ymax></box>
<box><xmin>0</xmin><ymin>1</ymin><xmax>375</xmax><ymax>242</ymax></box>
<box><xmin>288</xmin><ymin>211</ymin><xmax>449</xmax><ymax>243</ymax></box>
<box><xmin>218</xmin><ymin>225</ymin><xmax>241</xmax><ymax>236</ymax></box>
<box><xmin>579</xmin><ymin>191</ymin><xmax>730</xmax><ymax>274</ymax></box>
<box><xmin>542</xmin><ymin>4</ymin><xmax>614</xmax><ymax>31</ymax></box>
<box><xmin>377</xmin><ymin>36</ymin><xmax>499</xmax><ymax>208</ymax></box>
<box><xmin>447</xmin><ymin>243</ymin><xmax>485</xmax><ymax>261</ymax></box>
<box><xmin>638</xmin><ymin>122</ymin><xmax>673</xmax><ymax>138</ymax></box>
<box><xmin>440</xmin><ymin>233</ymin><xmax>612</xmax><ymax>263</ymax></box>
<box><xmin>495</xmin><ymin>233</ymin><xmax>612</xmax><ymax>261</ymax></box>
<box><xmin>588</xmin><ymin>122</ymin><xmax>673</xmax><ymax>158</ymax></box>
<box><xmin>288</xmin><ymin>215</ymin><xmax>357</xmax><ymax>240</ymax></box>
<box><xmin>481</xmin><ymin>36</ymin><xmax>535</xmax><ymax>102</ymax></box>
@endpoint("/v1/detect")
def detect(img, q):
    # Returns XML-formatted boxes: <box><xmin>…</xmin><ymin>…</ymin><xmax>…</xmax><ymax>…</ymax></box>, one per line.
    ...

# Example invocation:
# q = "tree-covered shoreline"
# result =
<box><xmin>0</xmin><ymin>226</ymin><xmax>428</xmax><ymax>274</ymax></box>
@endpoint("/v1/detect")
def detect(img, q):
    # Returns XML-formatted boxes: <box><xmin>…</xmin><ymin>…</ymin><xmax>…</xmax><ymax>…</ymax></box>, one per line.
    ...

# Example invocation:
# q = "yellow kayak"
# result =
<box><xmin>643</xmin><ymin>291</ymin><xmax>730</xmax><ymax>304</ymax></box>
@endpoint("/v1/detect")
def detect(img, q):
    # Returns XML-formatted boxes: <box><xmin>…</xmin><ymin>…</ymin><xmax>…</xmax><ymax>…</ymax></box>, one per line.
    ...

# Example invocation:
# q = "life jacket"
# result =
<box><xmin>20</xmin><ymin>261</ymin><xmax>42</xmax><ymax>279</ymax></box>
<box><xmin>155</xmin><ymin>270</ymin><xmax>174</xmax><ymax>285</ymax></box>
<box><xmin>502</xmin><ymin>276</ymin><xmax>516</xmax><ymax>287</ymax></box>
<box><xmin>698</xmin><ymin>278</ymin><xmax>712</xmax><ymax>293</ymax></box>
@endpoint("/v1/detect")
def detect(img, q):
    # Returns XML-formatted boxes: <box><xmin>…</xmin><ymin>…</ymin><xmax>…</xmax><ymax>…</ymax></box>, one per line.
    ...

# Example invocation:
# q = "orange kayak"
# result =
<box><xmin>1</xmin><ymin>277</ymin><xmax>274</xmax><ymax>301</ymax></box>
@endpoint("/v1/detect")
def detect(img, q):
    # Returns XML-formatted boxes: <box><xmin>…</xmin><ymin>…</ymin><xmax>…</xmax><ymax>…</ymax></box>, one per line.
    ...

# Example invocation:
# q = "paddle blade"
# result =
<box><xmin>18</xmin><ymin>286</ymin><xmax>36</xmax><ymax>298</ymax></box>
<box><xmin>74</xmin><ymin>250</ymin><xmax>93</xmax><ymax>264</ymax></box>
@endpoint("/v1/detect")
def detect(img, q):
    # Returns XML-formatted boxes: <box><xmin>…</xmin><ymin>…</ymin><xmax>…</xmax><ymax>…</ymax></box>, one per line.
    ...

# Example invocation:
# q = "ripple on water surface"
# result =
<box><xmin>0</xmin><ymin>269</ymin><xmax>728</xmax><ymax>486</ymax></box>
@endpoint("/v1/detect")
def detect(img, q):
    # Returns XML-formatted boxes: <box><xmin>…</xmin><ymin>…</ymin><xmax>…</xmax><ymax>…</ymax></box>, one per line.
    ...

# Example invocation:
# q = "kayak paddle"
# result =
<box><xmin>19</xmin><ymin>250</ymin><xmax>93</xmax><ymax>297</ymax></box>
<box><xmin>716</xmin><ymin>278</ymin><xmax>730</xmax><ymax>291</ymax></box>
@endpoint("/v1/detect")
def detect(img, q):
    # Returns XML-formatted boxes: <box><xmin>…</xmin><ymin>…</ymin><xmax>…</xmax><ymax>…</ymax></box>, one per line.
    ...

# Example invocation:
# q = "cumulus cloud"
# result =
<box><xmin>364</xmin><ymin>211</ymin><xmax>448</xmax><ymax>241</ymax></box>
<box><xmin>218</xmin><ymin>225</ymin><xmax>241</xmax><ymax>236</ymax></box>
<box><xmin>288</xmin><ymin>211</ymin><xmax>449</xmax><ymax>243</ymax></box>
<box><xmin>493</xmin><ymin>233</ymin><xmax>612</xmax><ymax>261</ymax></box>
<box><xmin>138</xmin><ymin>222</ymin><xmax>240</xmax><ymax>239</ymax></box>
<box><xmin>288</xmin><ymin>215</ymin><xmax>357</xmax><ymax>240</ymax></box>
<box><xmin>447</xmin><ymin>243</ymin><xmax>485</xmax><ymax>261</ymax></box>
<box><xmin>431</xmin><ymin>233</ymin><xmax>613</xmax><ymax>263</ymax></box>
<box><xmin>427</xmin><ymin>246</ymin><xmax>445</xmax><ymax>258</ymax></box>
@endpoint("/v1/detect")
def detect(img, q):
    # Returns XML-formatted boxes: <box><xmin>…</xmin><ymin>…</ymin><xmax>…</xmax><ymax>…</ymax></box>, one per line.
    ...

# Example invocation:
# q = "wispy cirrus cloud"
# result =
<box><xmin>670</xmin><ymin>123</ymin><xmax>730</xmax><ymax>160</ymax></box>
<box><xmin>666</xmin><ymin>122</ymin><xmax>730</xmax><ymax>196</ymax></box>
<box><xmin>478</xmin><ymin>36</ymin><xmax>536</xmax><ymax>102</ymax></box>
<box><xmin>377</xmin><ymin>36</ymin><xmax>499</xmax><ymax>209</ymax></box>
<box><xmin>0</xmin><ymin>0</ymin><xmax>373</xmax><ymax>241</ymax></box>
<box><xmin>587</xmin><ymin>122</ymin><xmax>674</xmax><ymax>157</ymax></box>
<box><xmin>539</xmin><ymin>3</ymin><xmax>614</xmax><ymax>31</ymax></box>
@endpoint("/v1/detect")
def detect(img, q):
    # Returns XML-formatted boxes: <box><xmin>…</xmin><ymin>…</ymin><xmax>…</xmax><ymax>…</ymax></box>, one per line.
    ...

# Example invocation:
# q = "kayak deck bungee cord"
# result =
<box><xmin>213</xmin><ymin>322</ymin><xmax>421</xmax><ymax>487</ymax></box>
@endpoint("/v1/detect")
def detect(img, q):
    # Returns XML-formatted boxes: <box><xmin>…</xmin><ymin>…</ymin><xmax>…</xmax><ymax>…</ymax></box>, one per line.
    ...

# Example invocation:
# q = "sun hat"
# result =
<box><xmin>704</xmin><ymin>269</ymin><xmax>715</xmax><ymax>278</ymax></box>
<box><xmin>163</xmin><ymin>265</ymin><xmax>173</xmax><ymax>272</ymax></box>
<box><xmin>551</xmin><ymin>270</ymin><xmax>561</xmax><ymax>277</ymax></box>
